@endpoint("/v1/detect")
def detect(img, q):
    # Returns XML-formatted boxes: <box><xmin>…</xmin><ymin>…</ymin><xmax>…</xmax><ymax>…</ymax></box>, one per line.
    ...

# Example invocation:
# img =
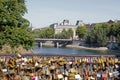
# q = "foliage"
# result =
<box><xmin>0</xmin><ymin>44</ymin><xmax>29</xmax><ymax>54</ymax></box>
<box><xmin>14</xmin><ymin>45</ymin><xmax>27</xmax><ymax>54</ymax></box>
<box><xmin>0</xmin><ymin>0</ymin><xmax>34</xmax><ymax>50</ymax></box>
<box><xmin>108</xmin><ymin>22</ymin><xmax>120</xmax><ymax>37</ymax></box>
<box><xmin>31</xmin><ymin>29</ymin><xmax>41</xmax><ymax>38</ymax></box>
<box><xmin>0</xmin><ymin>44</ymin><xmax>12</xmax><ymax>54</ymax></box>
<box><xmin>55</xmin><ymin>28</ymin><xmax>73</xmax><ymax>39</ymax></box>
<box><xmin>43</xmin><ymin>27</ymin><xmax>54</xmax><ymax>38</ymax></box>
<box><xmin>0</xmin><ymin>0</ymin><xmax>29</xmax><ymax>30</ymax></box>
<box><xmin>85</xmin><ymin>32</ymin><xmax>94</xmax><ymax>46</ymax></box>
<box><xmin>32</xmin><ymin>28</ymin><xmax>54</xmax><ymax>38</ymax></box>
<box><xmin>106</xmin><ymin>22</ymin><xmax>120</xmax><ymax>46</ymax></box>
<box><xmin>116</xmin><ymin>35</ymin><xmax>120</xmax><ymax>46</ymax></box>
<box><xmin>0</xmin><ymin>27</ymin><xmax>34</xmax><ymax>49</ymax></box>
<box><xmin>68</xmin><ymin>28</ymin><xmax>73</xmax><ymax>39</ymax></box>
<box><xmin>32</xmin><ymin>27</ymin><xmax>73</xmax><ymax>39</ymax></box>
<box><xmin>85</xmin><ymin>23</ymin><xmax>109</xmax><ymax>47</ymax></box>
<box><xmin>76</xmin><ymin>26</ymin><xmax>88</xmax><ymax>40</ymax></box>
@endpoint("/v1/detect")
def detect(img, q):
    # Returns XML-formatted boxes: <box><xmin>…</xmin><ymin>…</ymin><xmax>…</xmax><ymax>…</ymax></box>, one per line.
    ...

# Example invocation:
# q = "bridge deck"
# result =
<box><xmin>0</xmin><ymin>54</ymin><xmax>119</xmax><ymax>57</ymax></box>
<box><xmin>35</xmin><ymin>38</ymin><xmax>73</xmax><ymax>41</ymax></box>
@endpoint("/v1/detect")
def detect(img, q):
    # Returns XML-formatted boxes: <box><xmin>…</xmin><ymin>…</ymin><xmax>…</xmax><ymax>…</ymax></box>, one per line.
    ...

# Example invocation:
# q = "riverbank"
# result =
<box><xmin>43</xmin><ymin>43</ymin><xmax>108</xmax><ymax>51</ymax></box>
<box><xmin>66</xmin><ymin>45</ymin><xmax>108</xmax><ymax>51</ymax></box>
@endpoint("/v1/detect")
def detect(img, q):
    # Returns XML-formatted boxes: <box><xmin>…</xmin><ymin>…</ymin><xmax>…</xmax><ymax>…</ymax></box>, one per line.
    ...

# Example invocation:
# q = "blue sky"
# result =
<box><xmin>24</xmin><ymin>0</ymin><xmax>120</xmax><ymax>28</ymax></box>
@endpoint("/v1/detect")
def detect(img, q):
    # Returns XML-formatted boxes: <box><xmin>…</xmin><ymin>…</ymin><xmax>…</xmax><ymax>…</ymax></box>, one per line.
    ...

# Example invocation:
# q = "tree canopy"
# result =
<box><xmin>55</xmin><ymin>28</ymin><xmax>73</xmax><ymax>39</ymax></box>
<box><xmin>76</xmin><ymin>26</ymin><xmax>88</xmax><ymax>40</ymax></box>
<box><xmin>32</xmin><ymin>27</ymin><xmax>54</xmax><ymax>38</ymax></box>
<box><xmin>0</xmin><ymin>0</ymin><xmax>34</xmax><ymax>50</ymax></box>
<box><xmin>85</xmin><ymin>22</ymin><xmax>120</xmax><ymax>47</ymax></box>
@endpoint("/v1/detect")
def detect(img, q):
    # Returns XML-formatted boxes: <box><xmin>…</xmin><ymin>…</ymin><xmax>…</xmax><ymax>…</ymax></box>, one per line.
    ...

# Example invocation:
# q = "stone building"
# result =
<box><xmin>50</xmin><ymin>20</ymin><xmax>84</xmax><ymax>40</ymax></box>
<box><xmin>50</xmin><ymin>19</ymin><xmax>120</xmax><ymax>40</ymax></box>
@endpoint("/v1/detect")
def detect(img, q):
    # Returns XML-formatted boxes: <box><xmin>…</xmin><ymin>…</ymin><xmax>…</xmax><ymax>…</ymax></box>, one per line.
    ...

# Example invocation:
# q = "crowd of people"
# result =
<box><xmin>0</xmin><ymin>54</ymin><xmax>120</xmax><ymax>80</ymax></box>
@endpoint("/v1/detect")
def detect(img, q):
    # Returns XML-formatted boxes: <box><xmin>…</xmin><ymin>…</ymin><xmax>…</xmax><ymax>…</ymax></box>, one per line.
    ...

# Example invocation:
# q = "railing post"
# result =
<box><xmin>56</xmin><ymin>42</ymin><xmax>59</xmax><ymax>48</ymax></box>
<box><xmin>40</xmin><ymin>42</ymin><xmax>43</xmax><ymax>48</ymax></box>
<box><xmin>38</xmin><ymin>42</ymin><xmax>43</xmax><ymax>48</ymax></box>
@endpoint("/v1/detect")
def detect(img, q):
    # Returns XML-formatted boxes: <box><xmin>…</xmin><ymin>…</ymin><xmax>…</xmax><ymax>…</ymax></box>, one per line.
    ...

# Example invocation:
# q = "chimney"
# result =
<box><xmin>76</xmin><ymin>20</ymin><xmax>84</xmax><ymax>26</ymax></box>
<box><xmin>63</xmin><ymin>19</ymin><xmax>69</xmax><ymax>25</ymax></box>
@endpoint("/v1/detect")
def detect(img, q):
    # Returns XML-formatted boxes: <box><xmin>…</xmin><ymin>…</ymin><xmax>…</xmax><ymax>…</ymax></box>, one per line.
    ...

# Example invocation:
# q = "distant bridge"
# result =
<box><xmin>35</xmin><ymin>38</ymin><xmax>73</xmax><ymax>42</ymax></box>
<box><xmin>35</xmin><ymin>38</ymin><xmax>73</xmax><ymax>47</ymax></box>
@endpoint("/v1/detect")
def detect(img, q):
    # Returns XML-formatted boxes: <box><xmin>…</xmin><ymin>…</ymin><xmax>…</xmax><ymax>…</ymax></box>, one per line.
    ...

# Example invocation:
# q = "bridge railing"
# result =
<box><xmin>35</xmin><ymin>38</ymin><xmax>72</xmax><ymax>40</ymax></box>
<box><xmin>35</xmin><ymin>38</ymin><xmax>73</xmax><ymax>41</ymax></box>
<box><xmin>0</xmin><ymin>54</ymin><xmax>120</xmax><ymax>58</ymax></box>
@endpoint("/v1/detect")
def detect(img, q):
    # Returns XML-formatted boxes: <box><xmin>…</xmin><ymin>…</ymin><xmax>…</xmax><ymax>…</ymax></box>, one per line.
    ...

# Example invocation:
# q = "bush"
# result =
<box><xmin>0</xmin><ymin>44</ymin><xmax>32</xmax><ymax>54</ymax></box>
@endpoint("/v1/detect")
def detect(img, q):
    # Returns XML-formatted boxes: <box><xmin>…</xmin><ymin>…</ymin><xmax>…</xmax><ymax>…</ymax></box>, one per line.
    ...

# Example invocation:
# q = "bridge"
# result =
<box><xmin>0</xmin><ymin>54</ymin><xmax>119</xmax><ymax>57</ymax></box>
<box><xmin>35</xmin><ymin>38</ymin><xmax>73</xmax><ymax>42</ymax></box>
<box><xmin>35</xmin><ymin>38</ymin><xmax>73</xmax><ymax>48</ymax></box>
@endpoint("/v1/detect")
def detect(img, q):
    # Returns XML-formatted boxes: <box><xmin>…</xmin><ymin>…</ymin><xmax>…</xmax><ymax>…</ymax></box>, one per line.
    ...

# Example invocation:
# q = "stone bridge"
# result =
<box><xmin>35</xmin><ymin>38</ymin><xmax>73</xmax><ymax>47</ymax></box>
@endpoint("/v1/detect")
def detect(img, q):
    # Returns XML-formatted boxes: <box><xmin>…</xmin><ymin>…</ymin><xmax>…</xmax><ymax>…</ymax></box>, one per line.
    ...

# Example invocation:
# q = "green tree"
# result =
<box><xmin>86</xmin><ymin>23</ymin><xmax>109</xmax><ymax>47</ymax></box>
<box><xmin>0</xmin><ymin>0</ymin><xmax>29</xmax><ymax>30</ymax></box>
<box><xmin>111</xmin><ymin>22</ymin><xmax>120</xmax><ymax>45</ymax></box>
<box><xmin>61</xmin><ymin>29</ymin><xmax>69</xmax><ymax>39</ymax></box>
<box><xmin>68</xmin><ymin>28</ymin><xmax>73</xmax><ymax>39</ymax></box>
<box><xmin>55</xmin><ymin>28</ymin><xmax>72</xmax><ymax>39</ymax></box>
<box><xmin>76</xmin><ymin>26</ymin><xmax>88</xmax><ymax>40</ymax></box>
<box><xmin>0</xmin><ymin>27</ymin><xmax>34</xmax><ymax>50</ymax></box>
<box><xmin>0</xmin><ymin>0</ymin><xmax>34</xmax><ymax>50</ymax></box>
<box><xmin>31</xmin><ymin>29</ymin><xmax>41</xmax><ymax>38</ymax></box>
<box><xmin>107</xmin><ymin>23</ymin><xmax>116</xmax><ymax>39</ymax></box>
<box><xmin>34</xmin><ymin>28</ymin><xmax>54</xmax><ymax>38</ymax></box>
<box><xmin>106</xmin><ymin>22</ymin><xmax>120</xmax><ymax>46</ymax></box>
<box><xmin>44</xmin><ymin>27</ymin><xmax>54</xmax><ymax>38</ymax></box>
<box><xmin>86</xmin><ymin>22</ymin><xmax>120</xmax><ymax>47</ymax></box>
<box><xmin>108</xmin><ymin>22</ymin><xmax>120</xmax><ymax>37</ymax></box>
<box><xmin>117</xmin><ymin>35</ymin><xmax>120</xmax><ymax>46</ymax></box>
<box><xmin>85</xmin><ymin>32</ymin><xmax>95</xmax><ymax>46</ymax></box>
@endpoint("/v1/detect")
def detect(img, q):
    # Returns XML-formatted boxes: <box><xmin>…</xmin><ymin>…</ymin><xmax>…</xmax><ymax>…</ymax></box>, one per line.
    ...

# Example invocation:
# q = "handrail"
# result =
<box><xmin>0</xmin><ymin>54</ymin><xmax>120</xmax><ymax>57</ymax></box>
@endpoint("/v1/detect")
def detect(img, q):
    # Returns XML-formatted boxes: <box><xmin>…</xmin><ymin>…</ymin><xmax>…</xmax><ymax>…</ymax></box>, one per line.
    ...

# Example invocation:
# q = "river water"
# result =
<box><xmin>33</xmin><ymin>46</ymin><xmax>120</xmax><ymax>55</ymax></box>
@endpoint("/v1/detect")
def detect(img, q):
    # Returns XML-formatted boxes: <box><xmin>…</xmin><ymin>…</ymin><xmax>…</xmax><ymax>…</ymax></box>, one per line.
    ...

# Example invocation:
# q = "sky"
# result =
<box><xmin>24</xmin><ymin>0</ymin><xmax>120</xmax><ymax>29</ymax></box>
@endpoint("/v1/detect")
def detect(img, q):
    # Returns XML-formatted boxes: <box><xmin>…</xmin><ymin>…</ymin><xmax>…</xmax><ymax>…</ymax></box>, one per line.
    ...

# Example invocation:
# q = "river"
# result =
<box><xmin>33</xmin><ymin>46</ymin><xmax>120</xmax><ymax>55</ymax></box>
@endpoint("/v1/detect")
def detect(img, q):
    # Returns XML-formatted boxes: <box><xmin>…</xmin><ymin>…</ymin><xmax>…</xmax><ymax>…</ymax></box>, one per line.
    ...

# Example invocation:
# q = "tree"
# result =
<box><xmin>0</xmin><ymin>27</ymin><xmax>34</xmax><ymax>50</ymax></box>
<box><xmin>111</xmin><ymin>22</ymin><xmax>120</xmax><ymax>45</ymax></box>
<box><xmin>0</xmin><ymin>0</ymin><xmax>34</xmax><ymax>50</ymax></box>
<box><xmin>38</xmin><ymin>28</ymin><xmax>54</xmax><ymax>38</ymax></box>
<box><xmin>68</xmin><ymin>28</ymin><xmax>73</xmax><ymax>39</ymax></box>
<box><xmin>76</xmin><ymin>26</ymin><xmax>88</xmax><ymax>40</ymax></box>
<box><xmin>31</xmin><ymin>29</ymin><xmax>41</xmax><ymax>38</ymax></box>
<box><xmin>85</xmin><ymin>23</ymin><xmax>109</xmax><ymax>47</ymax></box>
<box><xmin>61</xmin><ymin>29</ymin><xmax>69</xmax><ymax>39</ymax></box>
<box><xmin>108</xmin><ymin>22</ymin><xmax>120</xmax><ymax>37</ymax></box>
<box><xmin>85</xmin><ymin>22</ymin><xmax>120</xmax><ymax>47</ymax></box>
<box><xmin>0</xmin><ymin>0</ymin><xmax>29</xmax><ymax>30</ymax></box>
<box><xmin>55</xmin><ymin>28</ymin><xmax>73</xmax><ymax>39</ymax></box>
<box><xmin>32</xmin><ymin>28</ymin><xmax>54</xmax><ymax>38</ymax></box>
<box><xmin>85</xmin><ymin>32</ymin><xmax>94</xmax><ymax>46</ymax></box>
<box><xmin>44</xmin><ymin>28</ymin><xmax>54</xmax><ymax>38</ymax></box>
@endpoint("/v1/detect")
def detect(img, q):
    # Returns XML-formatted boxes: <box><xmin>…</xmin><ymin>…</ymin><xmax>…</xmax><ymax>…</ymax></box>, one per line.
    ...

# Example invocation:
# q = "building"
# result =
<box><xmin>50</xmin><ymin>19</ymin><xmax>120</xmax><ymax>40</ymax></box>
<box><xmin>50</xmin><ymin>20</ymin><xmax>84</xmax><ymax>40</ymax></box>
